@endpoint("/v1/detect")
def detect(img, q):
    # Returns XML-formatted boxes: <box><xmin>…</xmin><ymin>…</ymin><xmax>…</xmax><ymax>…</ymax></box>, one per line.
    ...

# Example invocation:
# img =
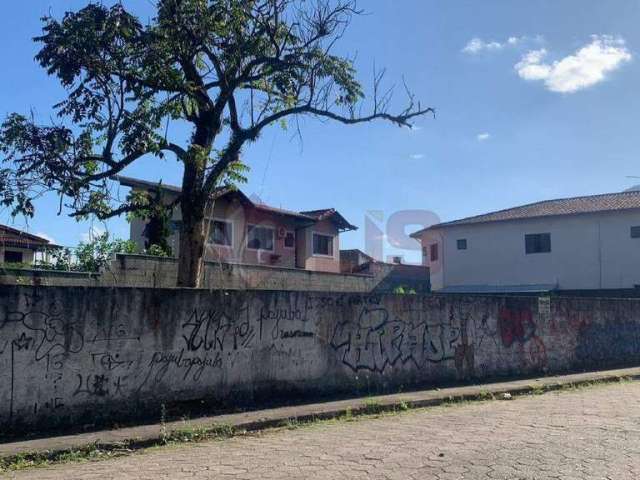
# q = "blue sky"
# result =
<box><xmin>2</xmin><ymin>1</ymin><xmax>640</xmax><ymax>262</ymax></box>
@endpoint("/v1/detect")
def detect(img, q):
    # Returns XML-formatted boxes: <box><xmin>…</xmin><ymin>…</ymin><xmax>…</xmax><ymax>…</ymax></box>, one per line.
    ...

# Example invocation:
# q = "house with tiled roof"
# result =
<box><xmin>117</xmin><ymin>176</ymin><xmax>357</xmax><ymax>273</ymax></box>
<box><xmin>0</xmin><ymin>225</ymin><xmax>54</xmax><ymax>265</ymax></box>
<box><xmin>410</xmin><ymin>191</ymin><xmax>640</xmax><ymax>293</ymax></box>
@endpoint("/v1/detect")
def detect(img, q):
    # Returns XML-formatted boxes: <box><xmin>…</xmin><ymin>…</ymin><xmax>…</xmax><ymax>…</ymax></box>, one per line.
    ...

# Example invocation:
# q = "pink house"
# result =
<box><xmin>117</xmin><ymin>176</ymin><xmax>357</xmax><ymax>273</ymax></box>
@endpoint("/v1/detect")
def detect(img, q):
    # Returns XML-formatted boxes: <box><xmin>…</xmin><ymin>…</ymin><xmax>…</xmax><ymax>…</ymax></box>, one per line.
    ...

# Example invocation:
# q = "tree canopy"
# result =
<box><xmin>0</xmin><ymin>0</ymin><xmax>433</xmax><ymax>286</ymax></box>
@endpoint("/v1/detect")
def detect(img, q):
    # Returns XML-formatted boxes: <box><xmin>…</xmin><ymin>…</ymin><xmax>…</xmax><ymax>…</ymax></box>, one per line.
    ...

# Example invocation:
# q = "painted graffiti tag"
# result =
<box><xmin>498</xmin><ymin>307</ymin><xmax>536</xmax><ymax>347</ymax></box>
<box><xmin>141</xmin><ymin>349</ymin><xmax>223</xmax><ymax>386</ymax></box>
<box><xmin>498</xmin><ymin>307</ymin><xmax>547</xmax><ymax>370</ymax></box>
<box><xmin>182</xmin><ymin>308</ymin><xmax>255</xmax><ymax>352</ymax></box>
<box><xmin>330</xmin><ymin>306</ymin><xmax>462</xmax><ymax>373</ymax></box>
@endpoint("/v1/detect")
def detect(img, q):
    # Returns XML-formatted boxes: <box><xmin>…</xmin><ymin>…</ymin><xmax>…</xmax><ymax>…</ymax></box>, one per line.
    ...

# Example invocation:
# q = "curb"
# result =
<box><xmin>2</xmin><ymin>367</ymin><xmax>640</xmax><ymax>465</ymax></box>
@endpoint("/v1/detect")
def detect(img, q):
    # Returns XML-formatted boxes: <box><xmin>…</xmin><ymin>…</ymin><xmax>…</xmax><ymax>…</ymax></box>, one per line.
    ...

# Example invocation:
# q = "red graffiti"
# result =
<box><xmin>499</xmin><ymin>308</ymin><xmax>536</xmax><ymax>348</ymax></box>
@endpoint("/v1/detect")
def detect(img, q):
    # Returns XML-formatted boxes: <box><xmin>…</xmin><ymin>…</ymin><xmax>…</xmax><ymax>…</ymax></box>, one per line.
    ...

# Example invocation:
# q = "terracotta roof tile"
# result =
<box><xmin>412</xmin><ymin>191</ymin><xmax>640</xmax><ymax>236</ymax></box>
<box><xmin>115</xmin><ymin>175</ymin><xmax>356</xmax><ymax>229</ymax></box>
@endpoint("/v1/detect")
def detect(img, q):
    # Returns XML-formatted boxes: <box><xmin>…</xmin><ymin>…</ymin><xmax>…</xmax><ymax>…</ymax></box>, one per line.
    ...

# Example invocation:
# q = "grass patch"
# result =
<box><xmin>362</xmin><ymin>398</ymin><xmax>385</xmax><ymax>415</ymax></box>
<box><xmin>0</xmin><ymin>443</ymin><xmax>133</xmax><ymax>473</ymax></box>
<box><xmin>0</xmin><ymin>422</ymin><xmax>240</xmax><ymax>474</ymax></box>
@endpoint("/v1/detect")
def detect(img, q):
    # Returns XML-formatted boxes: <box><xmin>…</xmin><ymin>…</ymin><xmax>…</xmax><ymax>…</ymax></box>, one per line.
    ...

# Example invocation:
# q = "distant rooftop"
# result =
<box><xmin>411</xmin><ymin>190</ymin><xmax>640</xmax><ymax>237</ymax></box>
<box><xmin>0</xmin><ymin>224</ymin><xmax>55</xmax><ymax>249</ymax></box>
<box><xmin>115</xmin><ymin>175</ymin><xmax>357</xmax><ymax>231</ymax></box>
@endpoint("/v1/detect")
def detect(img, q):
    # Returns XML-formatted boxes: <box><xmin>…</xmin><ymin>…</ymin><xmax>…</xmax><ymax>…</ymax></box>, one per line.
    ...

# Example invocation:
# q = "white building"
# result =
<box><xmin>410</xmin><ymin>191</ymin><xmax>640</xmax><ymax>292</ymax></box>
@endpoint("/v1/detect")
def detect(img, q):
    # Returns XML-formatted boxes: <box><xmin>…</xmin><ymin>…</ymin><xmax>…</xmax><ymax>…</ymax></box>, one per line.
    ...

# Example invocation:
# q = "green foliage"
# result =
<box><xmin>75</xmin><ymin>233</ymin><xmax>137</xmax><ymax>272</ymax></box>
<box><xmin>393</xmin><ymin>286</ymin><xmax>417</xmax><ymax>295</ymax></box>
<box><xmin>146</xmin><ymin>244</ymin><xmax>172</xmax><ymax>257</ymax></box>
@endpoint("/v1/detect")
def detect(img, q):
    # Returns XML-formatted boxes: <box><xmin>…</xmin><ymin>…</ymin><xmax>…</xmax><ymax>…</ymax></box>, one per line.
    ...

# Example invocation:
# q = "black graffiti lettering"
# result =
<box><xmin>143</xmin><ymin>349</ymin><xmax>224</xmax><ymax>385</ymax></box>
<box><xmin>280</xmin><ymin>330</ymin><xmax>314</xmax><ymax>339</ymax></box>
<box><xmin>182</xmin><ymin>309</ymin><xmax>254</xmax><ymax>352</ymax></box>
<box><xmin>91</xmin><ymin>352</ymin><xmax>135</xmax><ymax>371</ymax></box>
<box><xmin>74</xmin><ymin>373</ymin><xmax>109</xmax><ymax>397</ymax></box>
<box><xmin>91</xmin><ymin>323</ymin><xmax>140</xmax><ymax>344</ymax></box>
<box><xmin>331</xmin><ymin>306</ymin><xmax>465</xmax><ymax>373</ymax></box>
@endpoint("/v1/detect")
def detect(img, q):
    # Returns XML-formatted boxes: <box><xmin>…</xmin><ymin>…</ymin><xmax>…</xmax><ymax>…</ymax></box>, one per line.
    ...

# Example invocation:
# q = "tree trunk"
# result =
<box><xmin>177</xmin><ymin>207</ymin><xmax>207</xmax><ymax>288</ymax></box>
<box><xmin>177</xmin><ymin>120</ymin><xmax>216</xmax><ymax>288</ymax></box>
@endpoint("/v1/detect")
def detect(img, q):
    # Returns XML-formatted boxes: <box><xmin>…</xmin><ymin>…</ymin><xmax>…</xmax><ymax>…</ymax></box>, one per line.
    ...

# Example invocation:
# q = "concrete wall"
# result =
<box><xmin>100</xmin><ymin>255</ymin><xmax>386</xmax><ymax>291</ymax></box>
<box><xmin>0</xmin><ymin>255</ymin><xmax>389</xmax><ymax>292</ymax></box>
<box><xmin>0</xmin><ymin>268</ymin><xmax>100</xmax><ymax>287</ymax></box>
<box><xmin>417</xmin><ymin>210</ymin><xmax>640</xmax><ymax>291</ymax></box>
<box><xmin>2</xmin><ymin>286</ymin><xmax>640</xmax><ymax>435</ymax></box>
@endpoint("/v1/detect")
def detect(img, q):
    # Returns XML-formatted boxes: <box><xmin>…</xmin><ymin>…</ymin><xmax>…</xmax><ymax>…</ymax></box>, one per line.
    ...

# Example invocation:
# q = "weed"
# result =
<box><xmin>160</xmin><ymin>403</ymin><xmax>168</xmax><ymax>445</ymax></box>
<box><xmin>477</xmin><ymin>390</ymin><xmax>494</xmax><ymax>400</ymax></box>
<box><xmin>529</xmin><ymin>384</ymin><xmax>545</xmax><ymax>395</ymax></box>
<box><xmin>362</xmin><ymin>398</ymin><xmax>384</xmax><ymax>415</ymax></box>
<box><xmin>284</xmin><ymin>418</ymin><xmax>301</xmax><ymax>430</ymax></box>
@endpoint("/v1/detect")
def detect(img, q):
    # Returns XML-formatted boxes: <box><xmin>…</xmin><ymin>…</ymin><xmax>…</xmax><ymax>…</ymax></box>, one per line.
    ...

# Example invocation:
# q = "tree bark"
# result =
<box><xmin>177</xmin><ymin>213</ymin><xmax>207</xmax><ymax>288</ymax></box>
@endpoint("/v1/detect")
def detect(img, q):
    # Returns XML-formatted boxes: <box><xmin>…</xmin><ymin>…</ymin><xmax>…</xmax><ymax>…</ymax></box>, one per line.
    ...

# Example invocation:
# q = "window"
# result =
<box><xmin>631</xmin><ymin>226</ymin><xmax>640</xmax><ymax>238</ymax></box>
<box><xmin>210</xmin><ymin>220</ymin><xmax>232</xmax><ymax>246</ymax></box>
<box><xmin>430</xmin><ymin>243</ymin><xmax>439</xmax><ymax>262</ymax></box>
<box><xmin>422</xmin><ymin>246</ymin><xmax>428</xmax><ymax>262</ymax></box>
<box><xmin>313</xmin><ymin>233</ymin><xmax>334</xmax><ymax>256</ymax></box>
<box><xmin>284</xmin><ymin>231</ymin><xmax>295</xmax><ymax>248</ymax></box>
<box><xmin>247</xmin><ymin>225</ymin><xmax>274</xmax><ymax>251</ymax></box>
<box><xmin>4</xmin><ymin>251</ymin><xmax>23</xmax><ymax>263</ymax></box>
<box><xmin>525</xmin><ymin>233</ymin><xmax>551</xmax><ymax>254</ymax></box>
<box><xmin>457</xmin><ymin>239</ymin><xmax>467</xmax><ymax>250</ymax></box>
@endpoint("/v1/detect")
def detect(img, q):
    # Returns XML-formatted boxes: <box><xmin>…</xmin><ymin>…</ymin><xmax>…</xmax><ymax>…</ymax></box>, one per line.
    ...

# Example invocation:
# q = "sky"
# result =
<box><xmin>1</xmin><ymin>1</ymin><xmax>640</xmax><ymax>262</ymax></box>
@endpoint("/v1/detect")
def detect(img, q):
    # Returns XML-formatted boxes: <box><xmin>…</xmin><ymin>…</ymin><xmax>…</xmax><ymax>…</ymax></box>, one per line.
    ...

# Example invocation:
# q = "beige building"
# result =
<box><xmin>118</xmin><ymin>176</ymin><xmax>357</xmax><ymax>274</ymax></box>
<box><xmin>411</xmin><ymin>191</ymin><xmax>640</xmax><ymax>293</ymax></box>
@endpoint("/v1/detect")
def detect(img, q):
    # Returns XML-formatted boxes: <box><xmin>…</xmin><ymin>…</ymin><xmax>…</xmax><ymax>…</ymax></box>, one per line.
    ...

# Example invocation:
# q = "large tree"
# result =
<box><xmin>0</xmin><ymin>0</ymin><xmax>433</xmax><ymax>287</ymax></box>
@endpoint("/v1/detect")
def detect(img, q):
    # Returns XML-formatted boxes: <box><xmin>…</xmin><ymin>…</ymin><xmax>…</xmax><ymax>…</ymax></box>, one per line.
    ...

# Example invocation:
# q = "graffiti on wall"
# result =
<box><xmin>4</xmin><ymin>288</ymin><xmax>633</xmax><ymax>435</ymax></box>
<box><xmin>498</xmin><ymin>306</ymin><xmax>547</xmax><ymax>370</ymax></box>
<box><xmin>330</xmin><ymin>303</ymin><xmax>492</xmax><ymax>378</ymax></box>
<box><xmin>0</xmin><ymin>301</ymin><xmax>86</xmax><ymax>421</ymax></box>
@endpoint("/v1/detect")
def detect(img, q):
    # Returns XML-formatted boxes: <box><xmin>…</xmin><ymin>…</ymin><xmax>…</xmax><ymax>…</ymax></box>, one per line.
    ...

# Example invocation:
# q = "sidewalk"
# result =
<box><xmin>2</xmin><ymin>367</ymin><xmax>639</xmax><ymax>459</ymax></box>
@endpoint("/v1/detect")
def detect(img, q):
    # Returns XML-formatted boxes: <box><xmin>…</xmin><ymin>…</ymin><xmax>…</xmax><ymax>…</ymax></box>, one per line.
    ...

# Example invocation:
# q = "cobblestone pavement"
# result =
<box><xmin>7</xmin><ymin>381</ymin><xmax>640</xmax><ymax>479</ymax></box>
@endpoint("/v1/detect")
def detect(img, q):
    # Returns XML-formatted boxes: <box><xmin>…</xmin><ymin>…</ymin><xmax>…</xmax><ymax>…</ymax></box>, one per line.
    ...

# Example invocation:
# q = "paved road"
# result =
<box><xmin>7</xmin><ymin>381</ymin><xmax>640</xmax><ymax>479</ymax></box>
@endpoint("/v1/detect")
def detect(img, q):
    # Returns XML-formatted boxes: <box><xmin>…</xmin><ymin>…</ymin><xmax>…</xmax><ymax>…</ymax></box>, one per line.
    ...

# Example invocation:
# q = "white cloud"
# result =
<box><xmin>462</xmin><ymin>38</ymin><xmax>504</xmax><ymax>54</ymax></box>
<box><xmin>409</xmin><ymin>153</ymin><xmax>425</xmax><ymax>160</ymax></box>
<box><xmin>35</xmin><ymin>232</ymin><xmax>55</xmax><ymax>244</ymax></box>
<box><xmin>515</xmin><ymin>35</ymin><xmax>631</xmax><ymax>93</ymax></box>
<box><xmin>515</xmin><ymin>49</ymin><xmax>551</xmax><ymax>80</ymax></box>
<box><xmin>462</xmin><ymin>35</ymin><xmax>537</xmax><ymax>55</ymax></box>
<box><xmin>476</xmin><ymin>133</ymin><xmax>491</xmax><ymax>142</ymax></box>
<box><xmin>80</xmin><ymin>226</ymin><xmax>105</xmax><ymax>243</ymax></box>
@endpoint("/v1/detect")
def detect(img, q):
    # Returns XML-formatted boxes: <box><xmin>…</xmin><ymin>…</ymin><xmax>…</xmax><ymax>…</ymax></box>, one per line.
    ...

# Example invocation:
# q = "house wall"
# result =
<box><xmin>129</xmin><ymin>190</ymin><xmax>339</xmax><ymax>272</ymax></box>
<box><xmin>3</xmin><ymin>286</ymin><xmax>640</xmax><ymax>435</ymax></box>
<box><xmin>340</xmin><ymin>250</ymin><xmax>373</xmax><ymax>273</ymax></box>
<box><xmin>0</xmin><ymin>247</ymin><xmax>35</xmax><ymax>265</ymax></box>
<box><xmin>418</xmin><ymin>210</ymin><xmax>640</xmax><ymax>291</ymax></box>
<box><xmin>298</xmin><ymin>220</ymin><xmax>341</xmax><ymax>273</ymax></box>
